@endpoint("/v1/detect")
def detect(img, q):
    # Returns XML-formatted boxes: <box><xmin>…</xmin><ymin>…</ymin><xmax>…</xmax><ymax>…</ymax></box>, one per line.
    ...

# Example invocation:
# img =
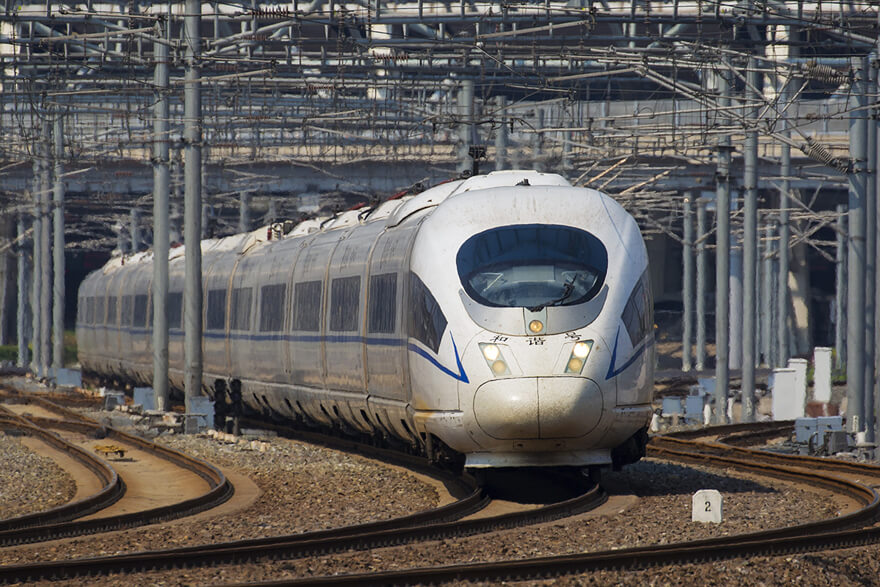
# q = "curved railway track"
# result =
<box><xmin>5</xmin><ymin>390</ymin><xmax>877</xmax><ymax>585</ymax></box>
<box><xmin>0</xmin><ymin>411</ymin><xmax>126</xmax><ymax>533</ymax></box>
<box><xmin>0</xmin><ymin>391</ymin><xmax>234</xmax><ymax>547</ymax></box>
<box><xmin>0</xmin><ymin>389</ymin><xmax>608</xmax><ymax>584</ymax></box>
<box><xmin>234</xmin><ymin>424</ymin><xmax>880</xmax><ymax>586</ymax></box>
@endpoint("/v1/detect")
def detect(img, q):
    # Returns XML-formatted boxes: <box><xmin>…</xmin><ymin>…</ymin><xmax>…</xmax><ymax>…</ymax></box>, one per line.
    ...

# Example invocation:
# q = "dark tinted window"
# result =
<box><xmin>168</xmin><ymin>292</ymin><xmax>183</xmax><ymax>329</ymax></box>
<box><xmin>260</xmin><ymin>284</ymin><xmax>286</xmax><ymax>332</ymax></box>
<box><xmin>409</xmin><ymin>273</ymin><xmax>446</xmax><ymax>353</ymax></box>
<box><xmin>368</xmin><ymin>273</ymin><xmax>397</xmax><ymax>334</ymax></box>
<box><xmin>230</xmin><ymin>287</ymin><xmax>253</xmax><ymax>331</ymax></box>
<box><xmin>207</xmin><ymin>289</ymin><xmax>227</xmax><ymax>330</ymax></box>
<box><xmin>622</xmin><ymin>270</ymin><xmax>653</xmax><ymax>346</ymax></box>
<box><xmin>105</xmin><ymin>296</ymin><xmax>115</xmax><ymax>325</ymax></box>
<box><xmin>120</xmin><ymin>296</ymin><xmax>133</xmax><ymax>326</ymax></box>
<box><xmin>456</xmin><ymin>224</ymin><xmax>608</xmax><ymax>310</ymax></box>
<box><xmin>133</xmin><ymin>294</ymin><xmax>148</xmax><ymax>327</ymax></box>
<box><xmin>96</xmin><ymin>297</ymin><xmax>105</xmax><ymax>325</ymax></box>
<box><xmin>330</xmin><ymin>276</ymin><xmax>360</xmax><ymax>332</ymax></box>
<box><xmin>86</xmin><ymin>297</ymin><xmax>95</xmax><ymax>323</ymax></box>
<box><xmin>293</xmin><ymin>280</ymin><xmax>322</xmax><ymax>331</ymax></box>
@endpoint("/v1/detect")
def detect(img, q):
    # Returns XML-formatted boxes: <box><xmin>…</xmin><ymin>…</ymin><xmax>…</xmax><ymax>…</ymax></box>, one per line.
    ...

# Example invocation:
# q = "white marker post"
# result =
<box><xmin>692</xmin><ymin>489</ymin><xmax>723</xmax><ymax>523</ymax></box>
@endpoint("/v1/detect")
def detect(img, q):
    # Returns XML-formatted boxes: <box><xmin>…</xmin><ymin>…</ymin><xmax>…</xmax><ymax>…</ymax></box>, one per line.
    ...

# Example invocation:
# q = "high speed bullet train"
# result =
<box><xmin>77</xmin><ymin>170</ymin><xmax>654</xmax><ymax>473</ymax></box>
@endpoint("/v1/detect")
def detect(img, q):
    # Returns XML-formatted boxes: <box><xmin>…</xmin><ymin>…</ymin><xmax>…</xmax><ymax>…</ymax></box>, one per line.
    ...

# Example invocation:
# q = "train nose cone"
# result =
<box><xmin>473</xmin><ymin>377</ymin><xmax>604</xmax><ymax>440</ymax></box>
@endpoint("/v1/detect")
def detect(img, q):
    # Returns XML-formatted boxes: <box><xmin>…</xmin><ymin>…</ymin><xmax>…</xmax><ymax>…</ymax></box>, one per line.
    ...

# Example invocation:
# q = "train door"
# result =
<box><xmin>365</xmin><ymin>225</ymin><xmax>418</xmax><ymax>402</ymax></box>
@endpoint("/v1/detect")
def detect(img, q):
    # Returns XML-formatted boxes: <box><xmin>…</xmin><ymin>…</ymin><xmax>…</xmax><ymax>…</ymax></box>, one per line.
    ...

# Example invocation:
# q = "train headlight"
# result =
<box><xmin>565</xmin><ymin>340</ymin><xmax>593</xmax><ymax>374</ymax></box>
<box><xmin>479</xmin><ymin>343</ymin><xmax>511</xmax><ymax>376</ymax></box>
<box><xmin>528</xmin><ymin>319</ymin><xmax>544</xmax><ymax>334</ymax></box>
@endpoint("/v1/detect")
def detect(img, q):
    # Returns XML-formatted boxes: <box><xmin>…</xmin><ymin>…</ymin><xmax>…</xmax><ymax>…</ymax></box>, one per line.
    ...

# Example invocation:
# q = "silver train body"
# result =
<box><xmin>76</xmin><ymin>170</ymin><xmax>654</xmax><ymax>470</ymax></box>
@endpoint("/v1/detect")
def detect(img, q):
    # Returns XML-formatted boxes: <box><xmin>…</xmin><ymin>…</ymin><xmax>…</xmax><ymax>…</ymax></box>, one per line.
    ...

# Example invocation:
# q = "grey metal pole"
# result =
<box><xmin>777</xmin><ymin>81</ymin><xmax>792</xmax><ymax>368</ymax></box>
<box><xmin>741</xmin><ymin>57</ymin><xmax>759</xmax><ymax>423</ymax></box>
<box><xmin>875</xmin><ymin>58</ymin><xmax>880</xmax><ymax>446</ymax></box>
<box><xmin>31</xmin><ymin>155</ymin><xmax>42</xmax><ymax>376</ymax></box>
<box><xmin>846</xmin><ymin>56</ymin><xmax>868</xmax><ymax>436</ymax></box>
<box><xmin>52</xmin><ymin>114</ymin><xmax>65</xmax><ymax>373</ymax></box>
<box><xmin>17</xmin><ymin>216</ymin><xmax>29</xmax><ymax>368</ymax></box>
<box><xmin>864</xmin><ymin>54</ymin><xmax>877</xmax><ymax>443</ymax></box>
<box><xmin>495</xmin><ymin>95</ymin><xmax>507</xmax><ymax>171</ymax></box>
<box><xmin>153</xmin><ymin>22</ymin><xmax>171</xmax><ymax>411</ymax></box>
<box><xmin>761</xmin><ymin>224</ymin><xmax>775</xmax><ymax>366</ymax></box>
<box><xmin>682</xmin><ymin>195</ymin><xmax>694</xmax><ymax>371</ymax></box>
<box><xmin>533</xmin><ymin>108</ymin><xmax>545</xmax><ymax>171</ymax></box>
<box><xmin>184</xmin><ymin>0</ymin><xmax>204</xmax><ymax>412</ymax></box>
<box><xmin>729</xmin><ymin>215</ymin><xmax>743</xmax><ymax>371</ymax></box>
<box><xmin>715</xmin><ymin>68</ymin><xmax>732</xmax><ymax>424</ymax></box>
<box><xmin>130</xmin><ymin>208</ymin><xmax>141</xmax><ymax>253</ymax></box>
<box><xmin>836</xmin><ymin>204</ymin><xmax>848</xmax><ymax>371</ymax></box>
<box><xmin>562</xmin><ymin>130</ymin><xmax>572</xmax><ymax>171</ymax></box>
<box><xmin>239</xmin><ymin>191</ymin><xmax>250</xmax><ymax>233</ymax></box>
<box><xmin>39</xmin><ymin>118</ymin><xmax>51</xmax><ymax>376</ymax></box>
<box><xmin>695</xmin><ymin>197</ymin><xmax>707</xmax><ymax>371</ymax></box>
<box><xmin>457</xmin><ymin>79</ymin><xmax>475</xmax><ymax>174</ymax></box>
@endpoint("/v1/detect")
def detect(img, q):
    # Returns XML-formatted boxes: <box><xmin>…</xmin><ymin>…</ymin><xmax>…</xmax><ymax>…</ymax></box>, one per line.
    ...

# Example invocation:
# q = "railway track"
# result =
<box><xmin>0</xmin><ymin>410</ymin><xmax>126</xmax><ymax>533</ymax></box>
<box><xmin>0</xmin><ymin>389</ymin><xmax>607</xmax><ymax>584</ymax></box>
<box><xmin>0</xmin><ymin>391</ymin><xmax>234</xmax><ymax>547</ymax></box>
<box><xmin>6</xmin><ymin>389</ymin><xmax>877</xmax><ymax>585</ymax></box>
<box><xmin>228</xmin><ymin>424</ymin><xmax>880</xmax><ymax>586</ymax></box>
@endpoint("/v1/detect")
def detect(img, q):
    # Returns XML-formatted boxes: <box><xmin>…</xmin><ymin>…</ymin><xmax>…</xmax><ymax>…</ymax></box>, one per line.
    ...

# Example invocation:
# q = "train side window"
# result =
<box><xmin>368</xmin><ymin>273</ymin><xmax>397</xmax><ymax>334</ymax></box>
<box><xmin>293</xmin><ymin>280</ymin><xmax>322</xmax><ymax>332</ymax></box>
<box><xmin>230</xmin><ymin>287</ymin><xmax>253</xmax><ymax>331</ymax></box>
<box><xmin>86</xmin><ymin>297</ymin><xmax>95</xmax><ymax>324</ymax></box>
<box><xmin>168</xmin><ymin>292</ymin><xmax>183</xmax><ymax>329</ymax></box>
<box><xmin>133</xmin><ymin>294</ymin><xmax>148</xmax><ymax>327</ymax></box>
<box><xmin>207</xmin><ymin>289</ymin><xmax>227</xmax><ymax>330</ymax></box>
<box><xmin>621</xmin><ymin>271</ymin><xmax>653</xmax><ymax>346</ymax></box>
<box><xmin>260</xmin><ymin>284</ymin><xmax>286</xmax><ymax>332</ymax></box>
<box><xmin>408</xmin><ymin>272</ymin><xmax>447</xmax><ymax>353</ymax></box>
<box><xmin>330</xmin><ymin>276</ymin><xmax>360</xmax><ymax>332</ymax></box>
<box><xmin>95</xmin><ymin>296</ymin><xmax>105</xmax><ymax>325</ymax></box>
<box><xmin>120</xmin><ymin>295</ymin><xmax>133</xmax><ymax>327</ymax></box>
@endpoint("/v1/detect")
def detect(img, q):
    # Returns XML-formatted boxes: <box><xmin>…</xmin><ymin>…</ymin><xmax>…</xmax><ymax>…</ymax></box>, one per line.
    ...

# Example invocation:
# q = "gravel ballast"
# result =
<box><xmin>1</xmin><ymin>399</ymin><xmax>876</xmax><ymax>586</ymax></box>
<box><xmin>0</xmin><ymin>433</ymin><xmax>77</xmax><ymax>519</ymax></box>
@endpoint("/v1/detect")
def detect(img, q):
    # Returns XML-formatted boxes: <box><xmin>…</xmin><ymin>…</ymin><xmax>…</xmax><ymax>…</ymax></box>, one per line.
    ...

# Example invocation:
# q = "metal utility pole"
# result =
<box><xmin>760</xmin><ymin>224</ymin><xmax>775</xmax><ymax>367</ymax></box>
<box><xmin>130</xmin><ymin>208</ymin><xmax>141</xmax><ymax>253</ymax></box>
<box><xmin>17</xmin><ymin>216</ymin><xmax>29</xmax><ymax>368</ymax></box>
<box><xmin>153</xmin><ymin>20</ymin><xmax>171</xmax><ymax>411</ymax></box>
<box><xmin>865</xmin><ymin>55</ymin><xmax>877</xmax><ymax>443</ymax></box>
<box><xmin>239</xmin><ymin>191</ymin><xmax>250</xmax><ymax>233</ymax></box>
<box><xmin>714</xmin><ymin>68</ymin><xmax>732</xmax><ymax>424</ymax></box>
<box><xmin>39</xmin><ymin>118</ymin><xmax>51</xmax><ymax>376</ymax></box>
<box><xmin>31</xmin><ymin>153</ymin><xmax>42</xmax><ymax>376</ymax></box>
<box><xmin>682</xmin><ymin>195</ymin><xmax>694</xmax><ymax>371</ymax></box>
<box><xmin>184</xmin><ymin>0</ymin><xmax>204</xmax><ymax>412</ymax></box>
<box><xmin>835</xmin><ymin>204</ymin><xmax>847</xmax><ymax>371</ymax></box>
<box><xmin>846</xmin><ymin>56</ymin><xmax>868</xmax><ymax>436</ymax></box>
<box><xmin>52</xmin><ymin>114</ymin><xmax>65</xmax><ymax>373</ymax></box>
<box><xmin>777</xmin><ymin>82</ymin><xmax>792</xmax><ymax>367</ymax></box>
<box><xmin>695</xmin><ymin>197</ymin><xmax>707</xmax><ymax>371</ymax></box>
<box><xmin>495</xmin><ymin>95</ymin><xmax>507</xmax><ymax>171</ymax></box>
<box><xmin>741</xmin><ymin>57</ymin><xmax>759</xmax><ymax>422</ymax></box>
<box><xmin>457</xmin><ymin>79</ymin><xmax>475</xmax><ymax>174</ymax></box>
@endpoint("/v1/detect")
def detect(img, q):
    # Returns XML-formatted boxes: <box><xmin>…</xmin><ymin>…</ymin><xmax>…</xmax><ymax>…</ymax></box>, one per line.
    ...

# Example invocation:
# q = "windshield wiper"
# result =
<box><xmin>527</xmin><ymin>279</ymin><xmax>575</xmax><ymax>313</ymax></box>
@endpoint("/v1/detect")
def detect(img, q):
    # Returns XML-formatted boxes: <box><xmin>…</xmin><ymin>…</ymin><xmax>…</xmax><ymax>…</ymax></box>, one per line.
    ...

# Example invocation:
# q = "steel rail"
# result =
<box><xmin>0</xmin><ymin>393</ymin><xmax>235</xmax><ymax>547</ymax></box>
<box><xmin>0</xmin><ymin>478</ymin><xmax>603</xmax><ymax>584</ymax></box>
<box><xmin>0</xmin><ymin>413</ymin><xmax>125</xmax><ymax>534</ymax></box>
<box><xmin>229</xmin><ymin>428</ymin><xmax>880</xmax><ymax>586</ymax></box>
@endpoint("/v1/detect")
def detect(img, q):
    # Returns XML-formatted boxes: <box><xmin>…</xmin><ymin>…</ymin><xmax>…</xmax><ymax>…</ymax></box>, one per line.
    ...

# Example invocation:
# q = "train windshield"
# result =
<box><xmin>456</xmin><ymin>224</ymin><xmax>608</xmax><ymax>310</ymax></box>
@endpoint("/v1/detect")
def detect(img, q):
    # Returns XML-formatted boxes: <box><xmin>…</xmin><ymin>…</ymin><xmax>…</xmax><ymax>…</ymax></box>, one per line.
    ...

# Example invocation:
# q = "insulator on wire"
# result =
<box><xmin>798</xmin><ymin>60</ymin><xmax>850</xmax><ymax>85</ymax></box>
<box><xmin>800</xmin><ymin>137</ymin><xmax>849</xmax><ymax>173</ymax></box>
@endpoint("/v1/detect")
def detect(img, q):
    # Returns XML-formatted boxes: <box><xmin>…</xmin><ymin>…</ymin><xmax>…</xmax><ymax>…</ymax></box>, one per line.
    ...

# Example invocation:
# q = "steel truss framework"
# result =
<box><xmin>0</xmin><ymin>1</ymin><xmax>879</xmax><ymax>433</ymax></box>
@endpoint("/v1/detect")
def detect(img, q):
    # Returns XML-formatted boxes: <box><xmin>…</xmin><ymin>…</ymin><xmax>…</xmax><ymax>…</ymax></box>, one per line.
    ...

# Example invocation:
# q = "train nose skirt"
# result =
<box><xmin>473</xmin><ymin>377</ymin><xmax>603</xmax><ymax>440</ymax></box>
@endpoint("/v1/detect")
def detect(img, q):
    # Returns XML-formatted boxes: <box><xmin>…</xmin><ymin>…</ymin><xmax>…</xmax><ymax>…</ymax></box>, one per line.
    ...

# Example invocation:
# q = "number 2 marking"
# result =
<box><xmin>705</xmin><ymin>501</ymin><xmax>712</xmax><ymax>512</ymax></box>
